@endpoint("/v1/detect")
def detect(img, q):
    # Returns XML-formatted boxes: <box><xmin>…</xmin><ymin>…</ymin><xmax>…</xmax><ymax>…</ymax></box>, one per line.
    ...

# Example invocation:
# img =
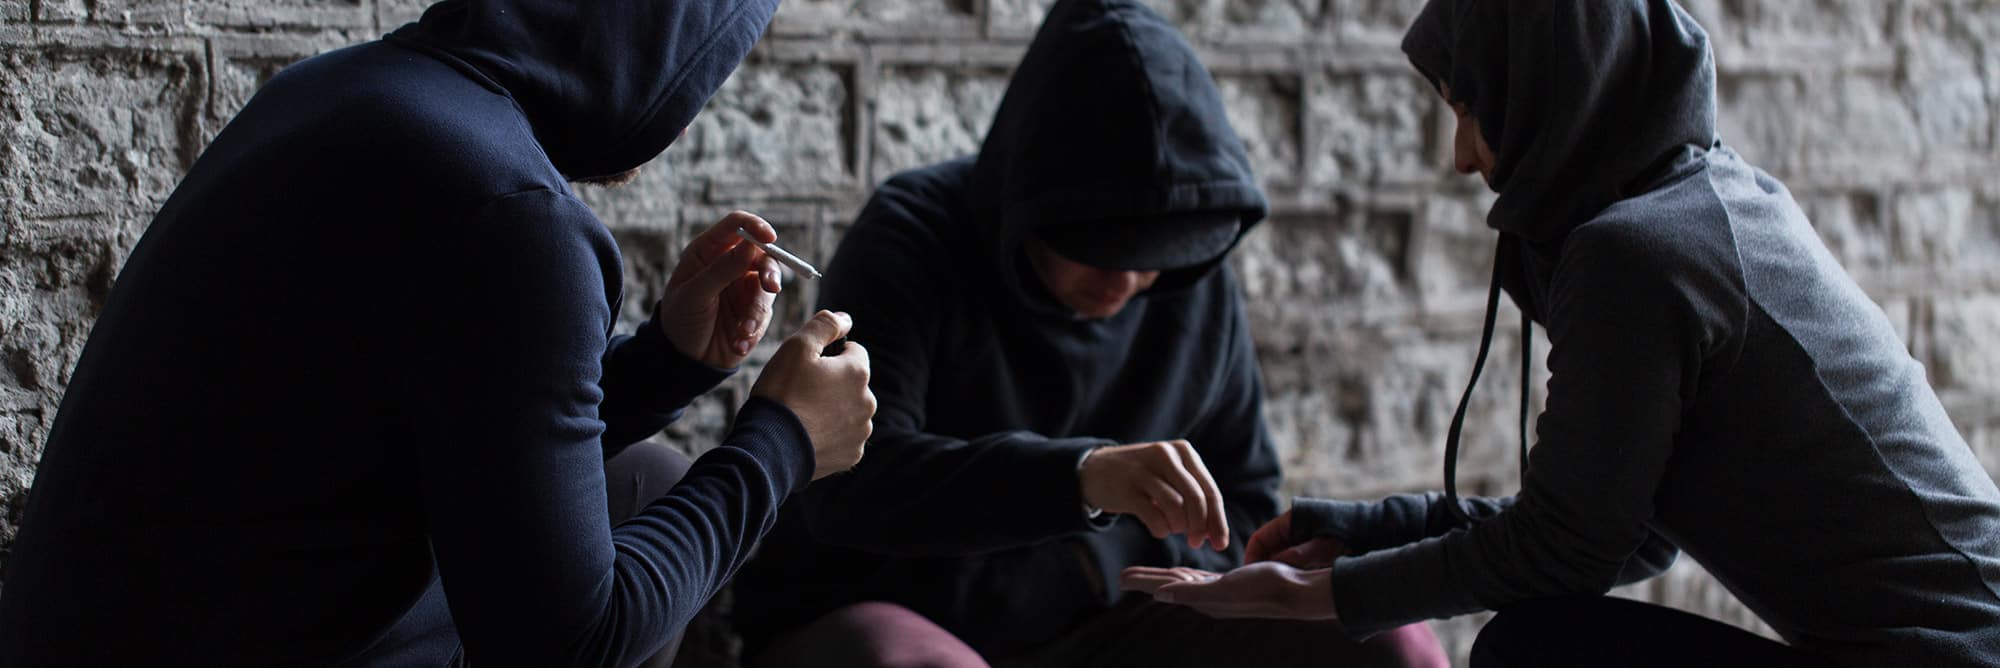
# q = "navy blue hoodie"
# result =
<box><xmin>1291</xmin><ymin>2</ymin><xmax>2000</xmax><ymax>665</ymax></box>
<box><xmin>734</xmin><ymin>0</ymin><xmax>1279</xmax><ymax>658</ymax></box>
<box><xmin>0</xmin><ymin>1</ymin><xmax>810</xmax><ymax>666</ymax></box>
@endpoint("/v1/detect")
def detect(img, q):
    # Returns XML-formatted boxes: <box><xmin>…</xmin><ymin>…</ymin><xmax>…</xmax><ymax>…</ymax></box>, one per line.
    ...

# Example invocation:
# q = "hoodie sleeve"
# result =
<box><xmin>1289</xmin><ymin>493</ymin><xmax>1675</xmax><ymax>584</ymax></box>
<box><xmin>1323</xmin><ymin>223</ymin><xmax>1725</xmax><ymax>637</ymax></box>
<box><xmin>798</xmin><ymin>185</ymin><xmax>1114</xmax><ymax>557</ymax></box>
<box><xmin>595</xmin><ymin>319</ymin><xmax>734</xmax><ymax>453</ymax></box>
<box><xmin>393</xmin><ymin>189</ymin><xmax>814</xmax><ymax>667</ymax></box>
<box><xmin>1290</xmin><ymin>493</ymin><xmax>1511</xmax><ymax>556</ymax></box>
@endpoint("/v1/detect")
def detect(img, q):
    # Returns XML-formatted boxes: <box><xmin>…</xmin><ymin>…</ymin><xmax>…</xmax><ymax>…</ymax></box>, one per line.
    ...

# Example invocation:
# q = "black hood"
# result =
<box><xmin>388</xmin><ymin>0</ymin><xmax>779</xmax><ymax>181</ymax></box>
<box><xmin>969</xmin><ymin>0</ymin><xmax>1267</xmax><ymax>313</ymax></box>
<box><xmin>1403</xmin><ymin>0</ymin><xmax>1717</xmax><ymax>248</ymax></box>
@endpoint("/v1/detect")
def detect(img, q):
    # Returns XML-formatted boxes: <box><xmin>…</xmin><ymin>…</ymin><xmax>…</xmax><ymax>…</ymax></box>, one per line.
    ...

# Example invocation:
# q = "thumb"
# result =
<box><xmin>1271</xmin><ymin>544</ymin><xmax>1313</xmax><ymax>567</ymax></box>
<box><xmin>791</xmin><ymin>310</ymin><xmax>853</xmax><ymax>349</ymax></box>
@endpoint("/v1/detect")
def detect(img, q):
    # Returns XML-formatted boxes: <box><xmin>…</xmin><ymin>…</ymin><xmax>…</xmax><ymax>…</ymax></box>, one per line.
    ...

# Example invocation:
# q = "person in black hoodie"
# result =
<box><xmin>0</xmin><ymin>1</ymin><xmax>875</xmax><ymax>666</ymax></box>
<box><xmin>731</xmin><ymin>1</ymin><xmax>1446</xmax><ymax>666</ymax></box>
<box><xmin>1123</xmin><ymin>1</ymin><xmax>2000</xmax><ymax>666</ymax></box>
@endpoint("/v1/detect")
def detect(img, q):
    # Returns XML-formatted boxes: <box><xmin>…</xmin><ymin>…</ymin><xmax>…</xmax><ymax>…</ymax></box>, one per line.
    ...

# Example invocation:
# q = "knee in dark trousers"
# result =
<box><xmin>1469</xmin><ymin>600</ymin><xmax>1547</xmax><ymax>668</ymax></box>
<box><xmin>1470</xmin><ymin>596</ymin><xmax>1832</xmax><ymax>668</ymax></box>
<box><xmin>605</xmin><ymin>441</ymin><xmax>695</xmax><ymax>523</ymax></box>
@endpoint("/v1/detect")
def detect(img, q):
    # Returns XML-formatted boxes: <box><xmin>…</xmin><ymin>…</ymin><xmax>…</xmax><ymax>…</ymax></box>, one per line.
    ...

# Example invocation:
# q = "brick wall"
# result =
<box><xmin>2</xmin><ymin>0</ymin><xmax>1997</xmax><ymax>663</ymax></box>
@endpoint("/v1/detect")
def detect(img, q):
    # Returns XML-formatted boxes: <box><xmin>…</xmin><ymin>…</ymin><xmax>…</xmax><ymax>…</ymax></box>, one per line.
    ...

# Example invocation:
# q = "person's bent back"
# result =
<box><xmin>0</xmin><ymin>1</ymin><xmax>874</xmax><ymax>665</ymax></box>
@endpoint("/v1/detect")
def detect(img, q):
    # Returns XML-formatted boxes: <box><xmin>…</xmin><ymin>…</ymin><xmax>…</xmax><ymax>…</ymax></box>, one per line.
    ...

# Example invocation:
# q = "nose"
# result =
<box><xmin>1453</xmin><ymin>152</ymin><xmax>1480</xmax><ymax>176</ymax></box>
<box><xmin>1095</xmin><ymin>268</ymin><xmax>1143</xmax><ymax>298</ymax></box>
<box><xmin>1452</xmin><ymin>120</ymin><xmax>1481</xmax><ymax>176</ymax></box>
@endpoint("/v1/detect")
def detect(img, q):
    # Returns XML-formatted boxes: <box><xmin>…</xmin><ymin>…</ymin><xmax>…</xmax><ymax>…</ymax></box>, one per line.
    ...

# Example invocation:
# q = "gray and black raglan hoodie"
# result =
<box><xmin>1291</xmin><ymin>1</ymin><xmax>2000</xmax><ymax>665</ymax></box>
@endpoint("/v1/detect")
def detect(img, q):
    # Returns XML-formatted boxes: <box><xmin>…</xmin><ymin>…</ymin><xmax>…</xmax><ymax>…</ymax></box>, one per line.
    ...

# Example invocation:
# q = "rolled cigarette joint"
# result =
<box><xmin>736</xmin><ymin>227</ymin><xmax>823</xmax><ymax>280</ymax></box>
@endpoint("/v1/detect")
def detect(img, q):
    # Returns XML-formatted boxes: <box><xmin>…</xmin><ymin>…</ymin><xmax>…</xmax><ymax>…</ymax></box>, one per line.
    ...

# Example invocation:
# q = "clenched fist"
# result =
<box><xmin>751</xmin><ymin>310</ymin><xmax>874</xmax><ymax>480</ymax></box>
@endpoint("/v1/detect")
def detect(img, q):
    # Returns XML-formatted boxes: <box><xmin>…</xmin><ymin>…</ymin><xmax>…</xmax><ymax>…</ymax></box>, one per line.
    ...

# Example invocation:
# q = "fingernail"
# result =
<box><xmin>736</xmin><ymin>338</ymin><xmax>752</xmax><ymax>355</ymax></box>
<box><xmin>741</xmin><ymin>318</ymin><xmax>758</xmax><ymax>334</ymax></box>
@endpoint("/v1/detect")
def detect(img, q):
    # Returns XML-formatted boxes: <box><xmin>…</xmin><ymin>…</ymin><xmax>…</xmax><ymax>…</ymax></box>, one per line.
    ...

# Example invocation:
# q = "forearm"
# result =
<box><xmin>799</xmin><ymin>429</ymin><xmax>1114</xmax><ymax>556</ymax></box>
<box><xmin>404</xmin><ymin>189</ymin><xmax>812</xmax><ymax>664</ymax></box>
<box><xmin>1290</xmin><ymin>492</ymin><xmax>1514</xmax><ymax>555</ymax></box>
<box><xmin>589</xmin><ymin>399</ymin><xmax>813</xmax><ymax>644</ymax></box>
<box><xmin>1613</xmin><ymin>531</ymin><xmax>1679</xmax><ymax>585</ymax></box>
<box><xmin>598</xmin><ymin>320</ymin><xmax>733</xmax><ymax>450</ymax></box>
<box><xmin>445</xmin><ymin>398</ymin><xmax>813</xmax><ymax>666</ymax></box>
<box><xmin>1325</xmin><ymin>493</ymin><xmax>1644</xmax><ymax>638</ymax></box>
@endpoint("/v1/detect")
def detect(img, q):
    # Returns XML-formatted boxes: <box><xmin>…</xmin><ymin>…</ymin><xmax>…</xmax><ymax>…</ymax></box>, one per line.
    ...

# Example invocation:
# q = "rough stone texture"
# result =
<box><xmin>667</xmin><ymin>62</ymin><xmax>852</xmax><ymax>189</ymax></box>
<box><xmin>987</xmin><ymin>0</ymin><xmax>1059</xmax><ymax>35</ymax></box>
<box><xmin>1935</xmin><ymin>296</ymin><xmax>2000</xmax><ymax>396</ymax></box>
<box><xmin>3</xmin><ymin>1</ymin><xmax>2000</xmax><ymax>666</ymax></box>
<box><xmin>1218</xmin><ymin>74</ymin><xmax>1303</xmax><ymax>191</ymax></box>
<box><xmin>1307</xmin><ymin>73</ymin><xmax>1431</xmax><ymax>189</ymax></box>
<box><xmin>869</xmin><ymin>66</ymin><xmax>1006</xmax><ymax>181</ymax></box>
<box><xmin>93</xmin><ymin>0</ymin><xmax>186</xmax><ymax>25</ymax></box>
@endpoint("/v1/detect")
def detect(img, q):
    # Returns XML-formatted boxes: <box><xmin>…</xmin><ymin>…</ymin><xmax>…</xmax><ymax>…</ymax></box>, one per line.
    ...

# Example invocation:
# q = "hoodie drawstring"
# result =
<box><xmin>1443</xmin><ymin>241</ymin><xmax>1532</xmax><ymax>527</ymax></box>
<box><xmin>1519</xmin><ymin>309</ymin><xmax>1532</xmax><ymax>486</ymax></box>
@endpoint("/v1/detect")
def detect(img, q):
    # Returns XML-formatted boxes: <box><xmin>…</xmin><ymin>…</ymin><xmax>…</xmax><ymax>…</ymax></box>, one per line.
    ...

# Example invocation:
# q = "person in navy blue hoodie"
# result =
<box><xmin>0</xmin><ymin>1</ymin><xmax>876</xmax><ymax>666</ymax></box>
<box><xmin>1125</xmin><ymin>1</ymin><xmax>2000</xmax><ymax>666</ymax></box>
<box><xmin>732</xmin><ymin>1</ymin><xmax>1446</xmax><ymax>666</ymax></box>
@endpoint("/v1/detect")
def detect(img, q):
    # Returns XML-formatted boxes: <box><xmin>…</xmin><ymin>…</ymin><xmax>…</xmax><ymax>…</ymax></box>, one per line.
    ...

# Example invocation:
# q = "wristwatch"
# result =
<box><xmin>1078</xmin><ymin>447</ymin><xmax>1104</xmax><ymax>519</ymax></box>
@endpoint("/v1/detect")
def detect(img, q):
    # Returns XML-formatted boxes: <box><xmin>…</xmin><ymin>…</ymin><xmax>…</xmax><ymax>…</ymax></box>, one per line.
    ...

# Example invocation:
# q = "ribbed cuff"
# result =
<box><xmin>1075</xmin><ymin>445</ymin><xmax>1118</xmax><ymax>530</ymax></box>
<box><xmin>1292</xmin><ymin>493</ymin><xmax>1484</xmax><ymax>557</ymax></box>
<box><xmin>1030</xmin><ymin>436</ymin><xmax>1117</xmax><ymax>534</ymax></box>
<box><xmin>726</xmin><ymin>396</ymin><xmax>816</xmax><ymax>496</ymax></box>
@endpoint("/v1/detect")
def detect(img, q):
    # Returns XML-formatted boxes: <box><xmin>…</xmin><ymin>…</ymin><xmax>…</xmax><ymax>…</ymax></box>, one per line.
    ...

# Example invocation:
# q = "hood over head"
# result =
<box><xmin>1038</xmin><ymin>211</ymin><xmax>1242</xmax><ymax>272</ymax></box>
<box><xmin>1403</xmin><ymin>0</ymin><xmax>1717</xmax><ymax>247</ymax></box>
<box><xmin>969</xmin><ymin>0</ymin><xmax>1267</xmax><ymax>311</ymax></box>
<box><xmin>389</xmin><ymin>0</ymin><xmax>780</xmax><ymax>181</ymax></box>
<box><xmin>1403</xmin><ymin>0</ymin><xmax>1721</xmax><ymax>527</ymax></box>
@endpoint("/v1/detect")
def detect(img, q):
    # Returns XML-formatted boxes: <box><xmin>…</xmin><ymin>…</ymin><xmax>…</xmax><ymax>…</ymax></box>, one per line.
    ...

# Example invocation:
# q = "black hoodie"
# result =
<box><xmin>1291</xmin><ymin>2</ymin><xmax>2000</xmax><ymax>664</ymax></box>
<box><xmin>0</xmin><ymin>1</ymin><xmax>811</xmax><ymax>666</ymax></box>
<box><xmin>733</xmin><ymin>0</ymin><xmax>1278</xmax><ymax>657</ymax></box>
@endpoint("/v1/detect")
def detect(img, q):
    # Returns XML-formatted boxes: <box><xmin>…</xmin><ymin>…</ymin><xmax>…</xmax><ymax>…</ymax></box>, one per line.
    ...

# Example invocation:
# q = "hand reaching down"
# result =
<box><xmin>1244</xmin><ymin>509</ymin><xmax>1348</xmax><ymax>569</ymax></box>
<box><xmin>1079</xmin><ymin>440</ymin><xmax>1229</xmax><ymax>550</ymax></box>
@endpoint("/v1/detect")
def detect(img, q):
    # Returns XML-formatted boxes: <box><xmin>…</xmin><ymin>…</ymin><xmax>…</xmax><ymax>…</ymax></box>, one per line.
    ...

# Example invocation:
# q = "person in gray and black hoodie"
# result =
<box><xmin>731</xmin><ymin>0</ymin><xmax>1446</xmax><ymax>666</ymax></box>
<box><xmin>1124</xmin><ymin>1</ymin><xmax>2000</xmax><ymax>666</ymax></box>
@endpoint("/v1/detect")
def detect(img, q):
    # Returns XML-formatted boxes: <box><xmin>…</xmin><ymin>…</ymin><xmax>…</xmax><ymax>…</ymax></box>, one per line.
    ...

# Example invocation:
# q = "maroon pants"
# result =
<box><xmin>752</xmin><ymin>597</ymin><xmax>1449</xmax><ymax>668</ymax></box>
